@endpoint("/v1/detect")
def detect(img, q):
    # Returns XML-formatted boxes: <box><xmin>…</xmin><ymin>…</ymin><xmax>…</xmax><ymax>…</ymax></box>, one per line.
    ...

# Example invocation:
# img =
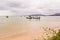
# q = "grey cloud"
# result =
<box><xmin>0</xmin><ymin>0</ymin><xmax>60</xmax><ymax>16</ymax></box>
<box><xmin>6</xmin><ymin>1</ymin><xmax>30</xmax><ymax>9</ymax></box>
<box><xmin>0</xmin><ymin>0</ymin><xmax>30</xmax><ymax>10</ymax></box>
<box><xmin>0</xmin><ymin>7</ymin><xmax>6</xmax><ymax>10</ymax></box>
<box><xmin>7</xmin><ymin>2</ymin><xmax>21</xmax><ymax>8</ymax></box>
<box><xmin>0</xmin><ymin>0</ymin><xmax>10</xmax><ymax>10</ymax></box>
<box><xmin>0</xmin><ymin>0</ymin><xmax>31</xmax><ymax>15</ymax></box>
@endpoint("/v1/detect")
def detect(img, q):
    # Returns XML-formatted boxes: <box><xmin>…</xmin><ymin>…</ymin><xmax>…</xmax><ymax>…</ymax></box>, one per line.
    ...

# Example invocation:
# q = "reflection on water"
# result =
<box><xmin>0</xmin><ymin>16</ymin><xmax>60</xmax><ymax>40</ymax></box>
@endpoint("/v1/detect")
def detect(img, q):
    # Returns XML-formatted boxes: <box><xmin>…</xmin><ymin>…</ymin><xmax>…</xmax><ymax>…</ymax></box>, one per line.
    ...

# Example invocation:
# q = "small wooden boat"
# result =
<box><xmin>26</xmin><ymin>16</ymin><xmax>32</xmax><ymax>19</ymax></box>
<box><xmin>26</xmin><ymin>16</ymin><xmax>40</xmax><ymax>20</ymax></box>
<box><xmin>33</xmin><ymin>16</ymin><xmax>40</xmax><ymax>19</ymax></box>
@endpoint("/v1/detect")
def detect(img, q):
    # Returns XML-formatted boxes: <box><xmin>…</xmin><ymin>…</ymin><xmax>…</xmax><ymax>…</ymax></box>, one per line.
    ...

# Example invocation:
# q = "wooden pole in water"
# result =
<box><xmin>6</xmin><ymin>16</ymin><xmax>8</xmax><ymax>18</ymax></box>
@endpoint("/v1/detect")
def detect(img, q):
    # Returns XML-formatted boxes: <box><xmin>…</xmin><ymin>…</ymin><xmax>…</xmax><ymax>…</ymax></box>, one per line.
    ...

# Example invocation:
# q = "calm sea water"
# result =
<box><xmin>0</xmin><ymin>16</ymin><xmax>60</xmax><ymax>38</ymax></box>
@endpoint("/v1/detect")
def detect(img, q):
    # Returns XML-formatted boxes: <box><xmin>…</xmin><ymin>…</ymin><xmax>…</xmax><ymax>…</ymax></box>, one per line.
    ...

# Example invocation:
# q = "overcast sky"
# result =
<box><xmin>0</xmin><ymin>0</ymin><xmax>60</xmax><ymax>16</ymax></box>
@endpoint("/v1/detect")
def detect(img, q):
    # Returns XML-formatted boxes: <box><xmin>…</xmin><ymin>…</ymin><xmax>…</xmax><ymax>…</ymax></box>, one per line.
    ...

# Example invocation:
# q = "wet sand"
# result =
<box><xmin>0</xmin><ymin>16</ymin><xmax>60</xmax><ymax>40</ymax></box>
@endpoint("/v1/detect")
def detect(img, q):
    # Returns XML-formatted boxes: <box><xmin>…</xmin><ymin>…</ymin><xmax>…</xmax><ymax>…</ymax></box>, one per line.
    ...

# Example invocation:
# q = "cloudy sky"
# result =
<box><xmin>0</xmin><ymin>0</ymin><xmax>60</xmax><ymax>16</ymax></box>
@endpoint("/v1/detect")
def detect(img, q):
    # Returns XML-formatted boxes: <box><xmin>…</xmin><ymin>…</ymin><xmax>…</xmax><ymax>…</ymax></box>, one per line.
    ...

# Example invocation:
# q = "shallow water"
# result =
<box><xmin>0</xmin><ymin>16</ymin><xmax>60</xmax><ymax>40</ymax></box>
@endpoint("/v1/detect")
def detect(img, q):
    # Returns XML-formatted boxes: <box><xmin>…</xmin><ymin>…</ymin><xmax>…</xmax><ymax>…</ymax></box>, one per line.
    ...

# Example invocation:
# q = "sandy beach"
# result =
<box><xmin>0</xmin><ymin>16</ymin><xmax>60</xmax><ymax>40</ymax></box>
